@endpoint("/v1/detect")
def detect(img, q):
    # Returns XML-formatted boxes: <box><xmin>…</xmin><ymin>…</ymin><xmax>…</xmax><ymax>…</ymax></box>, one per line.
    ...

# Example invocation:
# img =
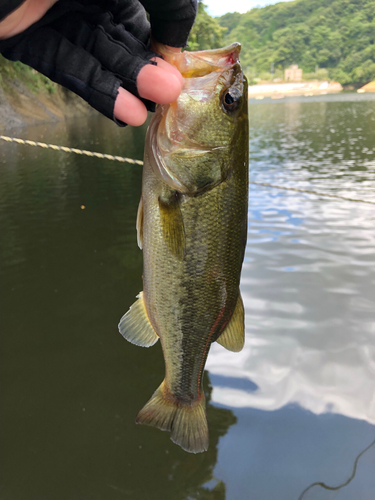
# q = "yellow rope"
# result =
<box><xmin>1</xmin><ymin>134</ymin><xmax>374</xmax><ymax>205</ymax></box>
<box><xmin>0</xmin><ymin>134</ymin><xmax>143</xmax><ymax>165</ymax></box>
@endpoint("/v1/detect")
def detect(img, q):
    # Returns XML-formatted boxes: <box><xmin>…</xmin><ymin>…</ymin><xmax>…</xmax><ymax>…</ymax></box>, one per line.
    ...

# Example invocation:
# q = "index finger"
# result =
<box><xmin>150</xmin><ymin>56</ymin><xmax>185</xmax><ymax>87</ymax></box>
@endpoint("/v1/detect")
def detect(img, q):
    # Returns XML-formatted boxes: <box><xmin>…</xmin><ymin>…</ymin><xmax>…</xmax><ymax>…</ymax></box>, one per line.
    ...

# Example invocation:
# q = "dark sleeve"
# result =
<box><xmin>0</xmin><ymin>0</ymin><xmax>26</xmax><ymax>21</ymax></box>
<box><xmin>0</xmin><ymin>23</ymin><xmax>124</xmax><ymax>120</ymax></box>
<box><xmin>0</xmin><ymin>0</ymin><xmax>197</xmax><ymax>125</ymax></box>
<box><xmin>0</xmin><ymin>2</ymin><xmax>158</xmax><ymax>124</ymax></box>
<box><xmin>138</xmin><ymin>0</ymin><xmax>197</xmax><ymax>47</ymax></box>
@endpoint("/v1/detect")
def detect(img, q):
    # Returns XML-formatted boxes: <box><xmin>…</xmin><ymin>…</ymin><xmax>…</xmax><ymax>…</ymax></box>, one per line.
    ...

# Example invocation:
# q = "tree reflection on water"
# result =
<box><xmin>0</xmin><ymin>116</ymin><xmax>236</xmax><ymax>500</ymax></box>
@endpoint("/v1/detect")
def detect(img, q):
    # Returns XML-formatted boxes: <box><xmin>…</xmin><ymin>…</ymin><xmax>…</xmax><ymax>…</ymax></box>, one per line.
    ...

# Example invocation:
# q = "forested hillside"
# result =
<box><xmin>1</xmin><ymin>0</ymin><xmax>373</xmax><ymax>95</ymax></box>
<box><xmin>216</xmin><ymin>0</ymin><xmax>375</xmax><ymax>85</ymax></box>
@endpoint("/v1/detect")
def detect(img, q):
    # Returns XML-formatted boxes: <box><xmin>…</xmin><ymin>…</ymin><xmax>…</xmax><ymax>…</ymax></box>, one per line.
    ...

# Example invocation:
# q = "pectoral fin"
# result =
<box><xmin>216</xmin><ymin>294</ymin><xmax>245</xmax><ymax>352</ymax></box>
<box><xmin>158</xmin><ymin>192</ymin><xmax>185</xmax><ymax>260</ymax></box>
<box><xmin>118</xmin><ymin>292</ymin><xmax>159</xmax><ymax>347</ymax></box>
<box><xmin>136</xmin><ymin>196</ymin><xmax>144</xmax><ymax>250</ymax></box>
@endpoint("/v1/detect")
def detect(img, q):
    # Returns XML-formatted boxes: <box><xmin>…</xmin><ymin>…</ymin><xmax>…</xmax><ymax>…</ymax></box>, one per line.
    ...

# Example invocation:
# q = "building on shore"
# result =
<box><xmin>284</xmin><ymin>65</ymin><xmax>303</xmax><ymax>81</ymax></box>
<box><xmin>357</xmin><ymin>81</ymin><xmax>375</xmax><ymax>93</ymax></box>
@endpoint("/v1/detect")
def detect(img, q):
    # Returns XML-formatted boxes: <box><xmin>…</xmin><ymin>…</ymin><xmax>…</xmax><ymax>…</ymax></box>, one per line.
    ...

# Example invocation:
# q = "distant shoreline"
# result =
<box><xmin>248</xmin><ymin>81</ymin><xmax>343</xmax><ymax>98</ymax></box>
<box><xmin>248</xmin><ymin>80</ymin><xmax>375</xmax><ymax>99</ymax></box>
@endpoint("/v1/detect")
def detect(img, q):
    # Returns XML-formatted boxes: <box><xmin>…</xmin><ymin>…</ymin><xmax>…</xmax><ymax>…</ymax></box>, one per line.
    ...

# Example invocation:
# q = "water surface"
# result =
<box><xmin>1</xmin><ymin>92</ymin><xmax>374</xmax><ymax>500</ymax></box>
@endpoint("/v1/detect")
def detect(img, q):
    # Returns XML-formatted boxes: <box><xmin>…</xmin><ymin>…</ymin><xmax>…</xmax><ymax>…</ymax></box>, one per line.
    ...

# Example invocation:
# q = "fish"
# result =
<box><xmin>118</xmin><ymin>43</ymin><xmax>249</xmax><ymax>454</ymax></box>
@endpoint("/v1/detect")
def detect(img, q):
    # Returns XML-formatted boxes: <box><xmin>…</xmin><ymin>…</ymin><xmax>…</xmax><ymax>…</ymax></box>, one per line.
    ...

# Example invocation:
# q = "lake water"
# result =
<box><xmin>1</xmin><ymin>92</ymin><xmax>375</xmax><ymax>500</ymax></box>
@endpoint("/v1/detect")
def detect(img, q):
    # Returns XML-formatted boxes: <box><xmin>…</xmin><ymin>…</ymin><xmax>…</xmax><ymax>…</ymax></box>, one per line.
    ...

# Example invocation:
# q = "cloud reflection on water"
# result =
<box><xmin>206</xmin><ymin>95</ymin><xmax>375</xmax><ymax>500</ymax></box>
<box><xmin>207</xmin><ymin>97</ymin><xmax>375</xmax><ymax>427</ymax></box>
<box><xmin>207</xmin><ymin>190</ymin><xmax>375</xmax><ymax>425</ymax></box>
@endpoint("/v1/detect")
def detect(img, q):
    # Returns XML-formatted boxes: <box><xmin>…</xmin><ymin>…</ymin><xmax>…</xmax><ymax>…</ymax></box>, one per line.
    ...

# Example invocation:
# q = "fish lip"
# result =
<box><xmin>156</xmin><ymin>42</ymin><xmax>242</xmax><ymax>78</ymax></box>
<box><xmin>187</xmin><ymin>42</ymin><xmax>242</xmax><ymax>68</ymax></box>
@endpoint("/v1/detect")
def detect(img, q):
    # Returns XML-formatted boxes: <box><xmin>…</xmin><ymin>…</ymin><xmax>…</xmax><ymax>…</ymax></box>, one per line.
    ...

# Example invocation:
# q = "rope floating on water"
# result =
<box><xmin>0</xmin><ymin>134</ymin><xmax>143</xmax><ymax>165</ymax></box>
<box><xmin>250</xmin><ymin>181</ymin><xmax>375</xmax><ymax>205</ymax></box>
<box><xmin>1</xmin><ymin>134</ymin><xmax>374</xmax><ymax>205</ymax></box>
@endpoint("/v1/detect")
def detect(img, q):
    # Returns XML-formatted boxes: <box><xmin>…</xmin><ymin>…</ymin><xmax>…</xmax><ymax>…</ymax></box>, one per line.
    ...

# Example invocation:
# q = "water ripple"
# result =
<box><xmin>208</xmin><ymin>95</ymin><xmax>375</xmax><ymax>427</ymax></box>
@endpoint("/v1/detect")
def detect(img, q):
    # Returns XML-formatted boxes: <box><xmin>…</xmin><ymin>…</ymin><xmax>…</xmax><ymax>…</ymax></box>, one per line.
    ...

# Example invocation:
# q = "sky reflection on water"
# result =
<box><xmin>206</xmin><ymin>94</ymin><xmax>375</xmax><ymax>500</ymax></box>
<box><xmin>208</xmin><ymin>189</ymin><xmax>375</xmax><ymax>423</ymax></box>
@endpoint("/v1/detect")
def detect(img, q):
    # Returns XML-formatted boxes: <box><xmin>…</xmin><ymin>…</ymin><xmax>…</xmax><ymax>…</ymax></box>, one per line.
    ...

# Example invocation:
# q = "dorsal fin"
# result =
<box><xmin>118</xmin><ymin>292</ymin><xmax>159</xmax><ymax>347</ymax></box>
<box><xmin>216</xmin><ymin>294</ymin><xmax>245</xmax><ymax>352</ymax></box>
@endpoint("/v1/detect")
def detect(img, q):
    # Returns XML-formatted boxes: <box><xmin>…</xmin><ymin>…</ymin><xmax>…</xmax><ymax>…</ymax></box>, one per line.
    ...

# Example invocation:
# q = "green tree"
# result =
<box><xmin>217</xmin><ymin>0</ymin><xmax>375</xmax><ymax>85</ymax></box>
<box><xmin>187</xmin><ymin>2</ymin><xmax>227</xmax><ymax>51</ymax></box>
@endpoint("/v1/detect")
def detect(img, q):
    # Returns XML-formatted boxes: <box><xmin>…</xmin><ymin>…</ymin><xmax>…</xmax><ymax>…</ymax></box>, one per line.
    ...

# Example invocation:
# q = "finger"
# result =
<box><xmin>151</xmin><ymin>56</ymin><xmax>185</xmax><ymax>87</ymax></box>
<box><xmin>114</xmin><ymin>87</ymin><xmax>148</xmax><ymax>126</ymax></box>
<box><xmin>137</xmin><ymin>63</ymin><xmax>184</xmax><ymax>105</ymax></box>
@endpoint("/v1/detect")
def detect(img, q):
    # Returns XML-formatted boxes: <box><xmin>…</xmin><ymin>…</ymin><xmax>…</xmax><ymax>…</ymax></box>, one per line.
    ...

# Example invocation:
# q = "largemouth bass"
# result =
<box><xmin>119</xmin><ymin>43</ymin><xmax>248</xmax><ymax>454</ymax></box>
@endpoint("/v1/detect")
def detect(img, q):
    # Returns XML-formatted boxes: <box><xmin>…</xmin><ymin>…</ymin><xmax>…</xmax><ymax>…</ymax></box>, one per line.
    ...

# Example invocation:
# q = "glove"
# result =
<box><xmin>0</xmin><ymin>0</ymin><xmax>197</xmax><ymax>126</ymax></box>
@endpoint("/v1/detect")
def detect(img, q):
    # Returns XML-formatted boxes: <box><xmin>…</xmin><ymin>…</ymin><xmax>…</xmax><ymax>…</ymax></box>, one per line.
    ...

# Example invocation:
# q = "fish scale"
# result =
<box><xmin>118</xmin><ymin>43</ymin><xmax>249</xmax><ymax>453</ymax></box>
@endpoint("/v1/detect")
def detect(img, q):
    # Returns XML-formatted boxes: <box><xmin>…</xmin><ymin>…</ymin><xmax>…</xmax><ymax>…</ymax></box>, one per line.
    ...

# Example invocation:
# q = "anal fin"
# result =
<box><xmin>118</xmin><ymin>292</ymin><xmax>159</xmax><ymax>347</ymax></box>
<box><xmin>216</xmin><ymin>293</ymin><xmax>245</xmax><ymax>352</ymax></box>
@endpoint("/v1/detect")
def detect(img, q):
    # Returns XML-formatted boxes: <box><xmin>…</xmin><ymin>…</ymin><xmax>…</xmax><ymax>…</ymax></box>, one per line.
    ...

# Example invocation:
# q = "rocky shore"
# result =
<box><xmin>0</xmin><ymin>74</ymin><xmax>92</xmax><ymax>132</ymax></box>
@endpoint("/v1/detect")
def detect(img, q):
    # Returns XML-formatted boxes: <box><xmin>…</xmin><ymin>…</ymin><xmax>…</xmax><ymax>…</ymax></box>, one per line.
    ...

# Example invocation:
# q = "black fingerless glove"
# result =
<box><xmin>0</xmin><ymin>0</ymin><xmax>197</xmax><ymax>125</ymax></box>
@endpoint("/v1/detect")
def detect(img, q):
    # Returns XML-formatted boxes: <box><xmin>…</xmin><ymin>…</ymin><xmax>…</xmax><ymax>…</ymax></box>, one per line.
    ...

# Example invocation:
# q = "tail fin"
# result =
<box><xmin>136</xmin><ymin>382</ymin><xmax>209</xmax><ymax>454</ymax></box>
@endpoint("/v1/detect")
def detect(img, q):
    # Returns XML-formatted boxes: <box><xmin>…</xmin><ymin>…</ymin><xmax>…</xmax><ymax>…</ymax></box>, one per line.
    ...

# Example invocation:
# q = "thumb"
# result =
<box><xmin>137</xmin><ymin>57</ymin><xmax>184</xmax><ymax>105</ymax></box>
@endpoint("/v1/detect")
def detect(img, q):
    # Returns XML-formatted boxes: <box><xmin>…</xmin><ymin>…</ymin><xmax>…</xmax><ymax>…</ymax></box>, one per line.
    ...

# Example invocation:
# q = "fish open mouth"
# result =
<box><xmin>147</xmin><ymin>44</ymin><xmax>244</xmax><ymax>194</ymax></box>
<box><xmin>154</xmin><ymin>42</ymin><xmax>242</xmax><ymax>78</ymax></box>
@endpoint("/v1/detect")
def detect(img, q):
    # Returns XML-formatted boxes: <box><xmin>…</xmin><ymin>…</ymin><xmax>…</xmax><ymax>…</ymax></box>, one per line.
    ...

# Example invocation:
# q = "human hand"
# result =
<box><xmin>115</xmin><ymin>43</ymin><xmax>184</xmax><ymax>126</ymax></box>
<box><xmin>0</xmin><ymin>0</ymin><xmax>197</xmax><ymax>126</ymax></box>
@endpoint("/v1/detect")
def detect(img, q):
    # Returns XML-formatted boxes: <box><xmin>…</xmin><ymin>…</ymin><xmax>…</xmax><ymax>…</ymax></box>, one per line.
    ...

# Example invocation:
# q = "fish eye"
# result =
<box><xmin>225</xmin><ymin>93</ymin><xmax>235</xmax><ymax>105</ymax></box>
<box><xmin>222</xmin><ymin>88</ymin><xmax>241</xmax><ymax>112</ymax></box>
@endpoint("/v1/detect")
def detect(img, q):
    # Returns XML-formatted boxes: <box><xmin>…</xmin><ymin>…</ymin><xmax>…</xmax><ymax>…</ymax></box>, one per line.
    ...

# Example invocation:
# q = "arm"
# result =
<box><xmin>0</xmin><ymin>0</ymin><xmax>196</xmax><ymax>126</ymax></box>
<box><xmin>0</xmin><ymin>0</ymin><xmax>57</xmax><ymax>38</ymax></box>
<box><xmin>135</xmin><ymin>0</ymin><xmax>197</xmax><ymax>47</ymax></box>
